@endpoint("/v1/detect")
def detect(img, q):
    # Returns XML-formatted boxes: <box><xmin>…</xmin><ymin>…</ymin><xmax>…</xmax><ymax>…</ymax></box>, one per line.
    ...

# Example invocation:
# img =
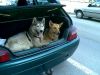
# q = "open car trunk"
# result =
<box><xmin>0</xmin><ymin>4</ymin><xmax>71</xmax><ymax>56</ymax></box>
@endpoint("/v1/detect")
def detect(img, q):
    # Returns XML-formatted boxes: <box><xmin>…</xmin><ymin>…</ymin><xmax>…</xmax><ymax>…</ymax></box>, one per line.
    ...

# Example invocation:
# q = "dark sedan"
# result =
<box><xmin>0</xmin><ymin>0</ymin><xmax>79</xmax><ymax>75</ymax></box>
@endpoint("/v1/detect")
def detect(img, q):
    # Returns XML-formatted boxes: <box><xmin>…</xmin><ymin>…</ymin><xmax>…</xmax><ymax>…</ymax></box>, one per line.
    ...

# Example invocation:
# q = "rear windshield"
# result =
<box><xmin>37</xmin><ymin>0</ymin><xmax>60</xmax><ymax>4</ymax></box>
<box><xmin>0</xmin><ymin>0</ymin><xmax>17</xmax><ymax>6</ymax></box>
<box><xmin>0</xmin><ymin>0</ymin><xmax>60</xmax><ymax>6</ymax></box>
<box><xmin>37</xmin><ymin>0</ymin><xmax>48</xmax><ymax>2</ymax></box>
<box><xmin>0</xmin><ymin>0</ymin><xmax>33</xmax><ymax>6</ymax></box>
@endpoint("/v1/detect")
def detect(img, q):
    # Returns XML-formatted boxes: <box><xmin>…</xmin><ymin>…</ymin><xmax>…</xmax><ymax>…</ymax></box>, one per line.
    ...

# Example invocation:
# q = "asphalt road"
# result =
<box><xmin>53</xmin><ymin>14</ymin><xmax>100</xmax><ymax>75</ymax></box>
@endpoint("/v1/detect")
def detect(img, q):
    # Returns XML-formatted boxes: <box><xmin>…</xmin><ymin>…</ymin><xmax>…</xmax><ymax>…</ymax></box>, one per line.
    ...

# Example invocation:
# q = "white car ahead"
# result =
<box><xmin>74</xmin><ymin>2</ymin><xmax>100</xmax><ymax>19</ymax></box>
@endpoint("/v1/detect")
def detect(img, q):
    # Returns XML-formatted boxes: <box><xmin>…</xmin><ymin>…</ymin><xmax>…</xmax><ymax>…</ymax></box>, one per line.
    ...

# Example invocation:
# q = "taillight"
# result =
<box><xmin>0</xmin><ymin>50</ymin><xmax>10</xmax><ymax>62</ymax></box>
<box><xmin>67</xmin><ymin>26</ymin><xmax>77</xmax><ymax>41</ymax></box>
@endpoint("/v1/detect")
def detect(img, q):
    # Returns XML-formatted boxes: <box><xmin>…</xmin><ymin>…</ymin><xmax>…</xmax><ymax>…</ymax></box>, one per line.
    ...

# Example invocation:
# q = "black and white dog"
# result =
<box><xmin>5</xmin><ymin>17</ymin><xmax>46</xmax><ymax>52</ymax></box>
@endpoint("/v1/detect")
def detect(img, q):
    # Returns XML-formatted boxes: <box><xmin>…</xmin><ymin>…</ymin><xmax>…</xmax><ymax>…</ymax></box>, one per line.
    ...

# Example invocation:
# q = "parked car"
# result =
<box><xmin>0</xmin><ymin>0</ymin><xmax>79</xmax><ymax>75</ymax></box>
<box><xmin>74</xmin><ymin>2</ymin><xmax>100</xmax><ymax>19</ymax></box>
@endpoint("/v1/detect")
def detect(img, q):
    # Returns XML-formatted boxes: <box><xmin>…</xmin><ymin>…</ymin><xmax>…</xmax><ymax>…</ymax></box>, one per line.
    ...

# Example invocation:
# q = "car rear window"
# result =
<box><xmin>0</xmin><ymin>0</ymin><xmax>34</xmax><ymax>6</ymax></box>
<box><xmin>37</xmin><ymin>0</ymin><xmax>49</xmax><ymax>4</ymax></box>
<box><xmin>0</xmin><ymin>0</ymin><xmax>17</xmax><ymax>6</ymax></box>
<box><xmin>37</xmin><ymin>0</ymin><xmax>60</xmax><ymax>4</ymax></box>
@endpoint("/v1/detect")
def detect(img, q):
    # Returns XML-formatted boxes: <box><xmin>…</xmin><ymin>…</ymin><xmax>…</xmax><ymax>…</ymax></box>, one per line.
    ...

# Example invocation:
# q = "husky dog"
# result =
<box><xmin>5</xmin><ymin>17</ymin><xmax>46</xmax><ymax>52</ymax></box>
<box><xmin>44</xmin><ymin>20</ymin><xmax>63</xmax><ymax>43</ymax></box>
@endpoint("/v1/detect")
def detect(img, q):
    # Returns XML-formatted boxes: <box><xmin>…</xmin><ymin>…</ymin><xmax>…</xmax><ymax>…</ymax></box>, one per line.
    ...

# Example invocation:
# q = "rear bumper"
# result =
<box><xmin>0</xmin><ymin>37</ymin><xmax>79</xmax><ymax>75</ymax></box>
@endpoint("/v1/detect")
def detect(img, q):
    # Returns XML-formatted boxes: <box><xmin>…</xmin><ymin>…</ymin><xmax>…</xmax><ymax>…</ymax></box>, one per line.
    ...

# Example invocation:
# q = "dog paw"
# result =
<box><xmin>39</xmin><ymin>45</ymin><xmax>47</xmax><ymax>49</ymax></box>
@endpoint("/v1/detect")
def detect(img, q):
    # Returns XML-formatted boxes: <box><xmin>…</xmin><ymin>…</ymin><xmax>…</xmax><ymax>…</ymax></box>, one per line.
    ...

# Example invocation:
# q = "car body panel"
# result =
<box><xmin>82</xmin><ymin>7</ymin><xmax>100</xmax><ymax>18</ymax></box>
<box><xmin>74</xmin><ymin>2</ymin><xmax>100</xmax><ymax>19</ymax></box>
<box><xmin>0</xmin><ymin>38</ymin><xmax>79</xmax><ymax>75</ymax></box>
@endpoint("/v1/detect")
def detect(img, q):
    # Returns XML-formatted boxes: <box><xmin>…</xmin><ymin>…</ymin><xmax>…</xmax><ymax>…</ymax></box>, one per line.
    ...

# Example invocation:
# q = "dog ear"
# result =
<box><xmin>32</xmin><ymin>17</ymin><xmax>37</xmax><ymax>25</ymax></box>
<box><xmin>59</xmin><ymin>22</ymin><xmax>63</xmax><ymax>28</ymax></box>
<box><xmin>49</xmin><ymin>20</ymin><xmax>53</xmax><ymax>27</ymax></box>
<box><xmin>42</xmin><ymin>18</ymin><xmax>45</xmax><ymax>25</ymax></box>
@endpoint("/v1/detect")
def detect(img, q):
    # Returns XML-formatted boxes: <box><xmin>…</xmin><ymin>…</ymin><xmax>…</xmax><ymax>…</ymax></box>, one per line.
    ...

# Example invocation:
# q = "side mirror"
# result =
<box><xmin>88</xmin><ymin>4</ymin><xmax>92</xmax><ymax>7</ymax></box>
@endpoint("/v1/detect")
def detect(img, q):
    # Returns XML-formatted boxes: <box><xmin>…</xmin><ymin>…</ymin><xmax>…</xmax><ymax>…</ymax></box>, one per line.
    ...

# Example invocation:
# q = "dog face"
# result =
<box><xmin>49</xmin><ymin>20</ymin><xmax>63</xmax><ymax>35</ymax></box>
<box><xmin>31</xmin><ymin>17</ymin><xmax>45</xmax><ymax>34</ymax></box>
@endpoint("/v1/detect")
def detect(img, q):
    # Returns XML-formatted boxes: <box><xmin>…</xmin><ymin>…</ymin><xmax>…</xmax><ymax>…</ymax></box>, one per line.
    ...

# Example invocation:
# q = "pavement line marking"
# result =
<box><xmin>67</xmin><ymin>58</ymin><xmax>99</xmax><ymax>75</ymax></box>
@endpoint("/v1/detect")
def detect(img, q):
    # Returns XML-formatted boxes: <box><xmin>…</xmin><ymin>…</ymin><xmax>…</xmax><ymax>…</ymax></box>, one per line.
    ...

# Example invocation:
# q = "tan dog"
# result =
<box><xmin>44</xmin><ymin>20</ymin><xmax>63</xmax><ymax>43</ymax></box>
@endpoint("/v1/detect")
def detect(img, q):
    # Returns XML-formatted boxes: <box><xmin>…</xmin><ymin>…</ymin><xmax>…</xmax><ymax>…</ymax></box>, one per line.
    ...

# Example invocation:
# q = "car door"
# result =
<box><xmin>91</xmin><ymin>2</ymin><xmax>100</xmax><ymax>19</ymax></box>
<box><xmin>83</xmin><ymin>2</ymin><xmax>100</xmax><ymax>19</ymax></box>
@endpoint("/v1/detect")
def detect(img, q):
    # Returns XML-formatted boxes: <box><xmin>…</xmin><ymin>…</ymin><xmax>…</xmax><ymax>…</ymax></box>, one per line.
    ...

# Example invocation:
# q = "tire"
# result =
<box><xmin>45</xmin><ymin>69</ymin><xmax>53</xmax><ymax>75</ymax></box>
<box><xmin>76</xmin><ymin>11</ymin><xmax>83</xmax><ymax>19</ymax></box>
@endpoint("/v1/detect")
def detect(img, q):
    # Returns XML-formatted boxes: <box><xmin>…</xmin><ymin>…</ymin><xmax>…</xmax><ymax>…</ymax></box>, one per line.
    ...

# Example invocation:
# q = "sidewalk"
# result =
<box><xmin>60</xmin><ymin>1</ymin><xmax>89</xmax><ymax>14</ymax></box>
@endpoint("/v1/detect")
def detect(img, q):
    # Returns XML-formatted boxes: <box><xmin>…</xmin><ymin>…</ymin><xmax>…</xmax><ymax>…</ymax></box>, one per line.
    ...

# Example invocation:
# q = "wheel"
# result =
<box><xmin>76</xmin><ymin>11</ymin><xmax>83</xmax><ymax>18</ymax></box>
<box><xmin>45</xmin><ymin>69</ymin><xmax>53</xmax><ymax>75</ymax></box>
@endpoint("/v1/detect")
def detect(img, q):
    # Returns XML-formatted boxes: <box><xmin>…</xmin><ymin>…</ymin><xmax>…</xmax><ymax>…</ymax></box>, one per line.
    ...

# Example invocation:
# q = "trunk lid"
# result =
<box><xmin>0</xmin><ymin>3</ymin><xmax>71</xmax><ymax>57</ymax></box>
